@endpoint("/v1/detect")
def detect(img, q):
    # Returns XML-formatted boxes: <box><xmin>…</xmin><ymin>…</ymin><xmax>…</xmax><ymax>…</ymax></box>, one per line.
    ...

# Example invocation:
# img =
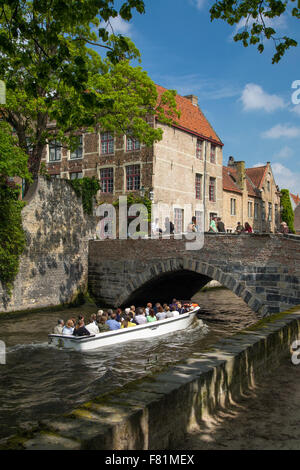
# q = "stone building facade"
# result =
<box><xmin>222</xmin><ymin>157</ymin><xmax>281</xmax><ymax>233</ymax></box>
<box><xmin>41</xmin><ymin>86</ymin><xmax>224</xmax><ymax>232</ymax></box>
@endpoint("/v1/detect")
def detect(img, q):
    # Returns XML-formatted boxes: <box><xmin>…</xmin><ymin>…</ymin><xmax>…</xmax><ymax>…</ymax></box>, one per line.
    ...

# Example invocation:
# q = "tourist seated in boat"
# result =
<box><xmin>145</xmin><ymin>303</ymin><xmax>152</xmax><ymax>315</ymax></box>
<box><xmin>135</xmin><ymin>307</ymin><xmax>147</xmax><ymax>325</ymax></box>
<box><xmin>147</xmin><ymin>309</ymin><xmax>157</xmax><ymax>323</ymax></box>
<box><xmin>121</xmin><ymin>315</ymin><xmax>137</xmax><ymax>328</ymax></box>
<box><xmin>53</xmin><ymin>319</ymin><xmax>64</xmax><ymax>335</ymax></box>
<box><xmin>153</xmin><ymin>302</ymin><xmax>162</xmax><ymax>314</ymax></box>
<box><xmin>98</xmin><ymin>314</ymin><xmax>110</xmax><ymax>333</ymax></box>
<box><xmin>115</xmin><ymin>308</ymin><xmax>124</xmax><ymax>322</ymax></box>
<box><xmin>169</xmin><ymin>298</ymin><xmax>178</xmax><ymax>309</ymax></box>
<box><xmin>73</xmin><ymin>319</ymin><xmax>90</xmax><ymax>337</ymax></box>
<box><xmin>176</xmin><ymin>302</ymin><xmax>185</xmax><ymax>315</ymax></box>
<box><xmin>85</xmin><ymin>314</ymin><xmax>100</xmax><ymax>335</ymax></box>
<box><xmin>156</xmin><ymin>306</ymin><xmax>167</xmax><ymax>321</ymax></box>
<box><xmin>164</xmin><ymin>306</ymin><xmax>174</xmax><ymax>318</ymax></box>
<box><xmin>170</xmin><ymin>306</ymin><xmax>180</xmax><ymax>317</ymax></box>
<box><xmin>62</xmin><ymin>319</ymin><xmax>74</xmax><ymax>335</ymax></box>
<box><xmin>106</xmin><ymin>312</ymin><xmax>121</xmax><ymax>330</ymax></box>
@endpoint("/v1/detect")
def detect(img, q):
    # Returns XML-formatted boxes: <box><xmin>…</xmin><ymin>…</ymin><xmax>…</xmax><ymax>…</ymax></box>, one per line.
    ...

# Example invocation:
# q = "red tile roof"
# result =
<box><xmin>223</xmin><ymin>165</ymin><xmax>265</xmax><ymax>198</ymax></box>
<box><xmin>245</xmin><ymin>166</ymin><xmax>268</xmax><ymax>190</ymax></box>
<box><xmin>222</xmin><ymin>167</ymin><xmax>242</xmax><ymax>194</ymax></box>
<box><xmin>291</xmin><ymin>193</ymin><xmax>300</xmax><ymax>206</ymax></box>
<box><xmin>155</xmin><ymin>84</ymin><xmax>223</xmax><ymax>146</ymax></box>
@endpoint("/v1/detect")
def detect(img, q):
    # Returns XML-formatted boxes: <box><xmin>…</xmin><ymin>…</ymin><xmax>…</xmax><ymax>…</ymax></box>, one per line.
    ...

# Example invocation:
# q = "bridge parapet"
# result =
<box><xmin>88</xmin><ymin>234</ymin><xmax>300</xmax><ymax>317</ymax></box>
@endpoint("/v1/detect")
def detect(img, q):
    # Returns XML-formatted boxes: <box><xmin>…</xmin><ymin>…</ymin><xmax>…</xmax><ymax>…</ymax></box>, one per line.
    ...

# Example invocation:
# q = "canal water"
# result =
<box><xmin>0</xmin><ymin>288</ymin><xmax>258</xmax><ymax>440</ymax></box>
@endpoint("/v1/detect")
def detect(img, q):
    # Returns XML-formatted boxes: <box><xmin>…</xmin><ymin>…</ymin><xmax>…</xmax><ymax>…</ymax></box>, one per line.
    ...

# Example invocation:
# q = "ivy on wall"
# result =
<box><xmin>280</xmin><ymin>189</ymin><xmax>296</xmax><ymax>234</ymax></box>
<box><xmin>67</xmin><ymin>177</ymin><xmax>100</xmax><ymax>215</ymax></box>
<box><xmin>0</xmin><ymin>184</ymin><xmax>26</xmax><ymax>295</ymax></box>
<box><xmin>113</xmin><ymin>192</ymin><xmax>152</xmax><ymax>222</ymax></box>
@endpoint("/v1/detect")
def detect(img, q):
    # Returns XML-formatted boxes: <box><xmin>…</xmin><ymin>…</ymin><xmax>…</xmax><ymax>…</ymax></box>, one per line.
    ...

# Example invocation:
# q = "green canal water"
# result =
<box><xmin>0</xmin><ymin>288</ymin><xmax>258</xmax><ymax>440</ymax></box>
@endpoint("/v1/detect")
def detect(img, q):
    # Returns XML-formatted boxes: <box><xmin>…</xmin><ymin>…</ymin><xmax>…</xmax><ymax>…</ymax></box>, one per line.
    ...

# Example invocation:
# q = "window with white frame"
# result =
<box><xmin>209</xmin><ymin>177</ymin><xmax>216</xmax><ymax>202</ymax></box>
<box><xmin>70</xmin><ymin>135</ymin><xmax>83</xmax><ymax>159</ymax></box>
<box><xmin>195</xmin><ymin>173</ymin><xmax>202</xmax><ymax>200</ymax></box>
<box><xmin>174</xmin><ymin>208</ymin><xmax>184</xmax><ymax>234</ymax></box>
<box><xmin>248</xmin><ymin>201</ymin><xmax>253</xmax><ymax>218</ymax></box>
<box><xmin>101</xmin><ymin>132</ymin><xmax>114</xmax><ymax>154</ymax></box>
<box><xmin>230</xmin><ymin>198</ymin><xmax>236</xmax><ymax>216</ymax></box>
<box><xmin>254</xmin><ymin>202</ymin><xmax>259</xmax><ymax>220</ymax></box>
<box><xmin>210</xmin><ymin>145</ymin><xmax>216</xmax><ymax>163</ymax></box>
<box><xmin>268</xmin><ymin>202</ymin><xmax>272</xmax><ymax>221</ymax></box>
<box><xmin>126</xmin><ymin>165</ymin><xmax>140</xmax><ymax>191</ymax></box>
<box><xmin>70</xmin><ymin>172</ymin><xmax>83</xmax><ymax>180</ymax></box>
<box><xmin>49</xmin><ymin>140</ymin><xmax>62</xmax><ymax>161</ymax></box>
<box><xmin>196</xmin><ymin>139</ymin><xmax>203</xmax><ymax>159</ymax></box>
<box><xmin>100</xmin><ymin>167</ymin><xmax>114</xmax><ymax>193</ymax></box>
<box><xmin>126</xmin><ymin>136</ymin><xmax>140</xmax><ymax>151</ymax></box>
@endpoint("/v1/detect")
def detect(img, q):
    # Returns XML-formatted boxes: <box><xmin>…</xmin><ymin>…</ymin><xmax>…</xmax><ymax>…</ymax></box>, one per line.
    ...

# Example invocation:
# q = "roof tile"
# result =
<box><xmin>156</xmin><ymin>85</ymin><xmax>223</xmax><ymax>146</ymax></box>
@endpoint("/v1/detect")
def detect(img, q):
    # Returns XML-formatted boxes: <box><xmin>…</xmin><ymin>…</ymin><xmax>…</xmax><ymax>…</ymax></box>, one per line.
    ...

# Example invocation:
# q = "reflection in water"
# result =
<box><xmin>0</xmin><ymin>288</ymin><xmax>258</xmax><ymax>439</ymax></box>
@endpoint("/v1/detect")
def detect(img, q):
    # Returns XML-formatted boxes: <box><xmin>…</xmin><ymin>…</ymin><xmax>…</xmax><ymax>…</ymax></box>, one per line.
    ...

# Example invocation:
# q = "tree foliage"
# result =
<box><xmin>0</xmin><ymin>0</ymin><xmax>179</xmax><ymax>182</ymax></box>
<box><xmin>210</xmin><ymin>1</ymin><xmax>299</xmax><ymax>63</ymax></box>
<box><xmin>280</xmin><ymin>189</ymin><xmax>295</xmax><ymax>233</ymax></box>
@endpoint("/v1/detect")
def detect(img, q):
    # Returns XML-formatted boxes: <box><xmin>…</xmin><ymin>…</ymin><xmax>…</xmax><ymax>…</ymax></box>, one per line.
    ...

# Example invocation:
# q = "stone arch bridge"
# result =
<box><xmin>88</xmin><ymin>233</ymin><xmax>300</xmax><ymax>317</ymax></box>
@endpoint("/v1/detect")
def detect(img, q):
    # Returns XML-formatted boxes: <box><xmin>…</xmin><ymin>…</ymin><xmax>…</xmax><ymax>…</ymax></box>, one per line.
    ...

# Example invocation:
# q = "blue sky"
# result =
<box><xmin>106</xmin><ymin>0</ymin><xmax>300</xmax><ymax>194</ymax></box>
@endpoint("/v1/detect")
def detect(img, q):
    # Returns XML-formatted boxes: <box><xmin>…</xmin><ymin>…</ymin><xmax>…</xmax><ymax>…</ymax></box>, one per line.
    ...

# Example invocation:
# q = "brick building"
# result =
<box><xmin>42</xmin><ymin>85</ymin><xmax>224</xmax><ymax>232</ymax></box>
<box><xmin>222</xmin><ymin>157</ymin><xmax>281</xmax><ymax>233</ymax></box>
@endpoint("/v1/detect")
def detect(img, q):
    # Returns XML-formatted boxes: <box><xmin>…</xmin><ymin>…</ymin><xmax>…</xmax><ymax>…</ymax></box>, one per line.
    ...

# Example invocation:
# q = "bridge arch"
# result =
<box><xmin>116</xmin><ymin>257</ymin><xmax>263</xmax><ymax>314</ymax></box>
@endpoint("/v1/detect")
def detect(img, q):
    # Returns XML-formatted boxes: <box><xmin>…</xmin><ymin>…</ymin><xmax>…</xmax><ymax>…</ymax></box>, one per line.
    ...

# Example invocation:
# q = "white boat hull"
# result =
<box><xmin>48</xmin><ymin>307</ymin><xmax>201</xmax><ymax>352</ymax></box>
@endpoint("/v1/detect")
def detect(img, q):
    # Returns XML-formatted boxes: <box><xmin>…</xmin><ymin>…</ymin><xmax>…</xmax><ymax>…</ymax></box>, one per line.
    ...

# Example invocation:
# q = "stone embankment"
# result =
<box><xmin>2</xmin><ymin>308</ymin><xmax>300</xmax><ymax>450</ymax></box>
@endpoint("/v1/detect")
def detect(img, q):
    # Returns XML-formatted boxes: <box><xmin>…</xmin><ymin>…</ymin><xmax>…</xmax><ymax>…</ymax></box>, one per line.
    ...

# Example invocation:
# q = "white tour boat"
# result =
<box><xmin>48</xmin><ymin>306</ymin><xmax>201</xmax><ymax>352</ymax></box>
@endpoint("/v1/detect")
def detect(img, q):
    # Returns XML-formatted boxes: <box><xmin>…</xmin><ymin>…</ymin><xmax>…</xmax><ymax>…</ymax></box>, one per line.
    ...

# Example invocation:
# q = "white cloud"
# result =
<box><xmin>153</xmin><ymin>73</ymin><xmax>240</xmax><ymax>101</ymax></box>
<box><xmin>103</xmin><ymin>16</ymin><xmax>132</xmax><ymax>35</ymax></box>
<box><xmin>262</xmin><ymin>124</ymin><xmax>300</xmax><ymax>139</ymax></box>
<box><xmin>273</xmin><ymin>146</ymin><xmax>294</xmax><ymax>159</ymax></box>
<box><xmin>195</xmin><ymin>0</ymin><xmax>206</xmax><ymax>8</ymax></box>
<box><xmin>291</xmin><ymin>104</ymin><xmax>300</xmax><ymax>116</ymax></box>
<box><xmin>233</xmin><ymin>14</ymin><xmax>287</xmax><ymax>36</ymax></box>
<box><xmin>272</xmin><ymin>163</ymin><xmax>300</xmax><ymax>193</ymax></box>
<box><xmin>241</xmin><ymin>83</ymin><xmax>285</xmax><ymax>113</ymax></box>
<box><xmin>189</xmin><ymin>0</ymin><xmax>207</xmax><ymax>9</ymax></box>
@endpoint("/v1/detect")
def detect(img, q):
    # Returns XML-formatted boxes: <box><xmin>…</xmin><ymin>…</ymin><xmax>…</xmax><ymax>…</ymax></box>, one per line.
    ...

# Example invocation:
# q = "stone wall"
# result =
<box><xmin>88</xmin><ymin>233</ymin><xmax>300</xmax><ymax>316</ymax></box>
<box><xmin>0</xmin><ymin>177</ymin><xmax>96</xmax><ymax>313</ymax></box>
<box><xmin>3</xmin><ymin>308</ymin><xmax>300</xmax><ymax>450</ymax></box>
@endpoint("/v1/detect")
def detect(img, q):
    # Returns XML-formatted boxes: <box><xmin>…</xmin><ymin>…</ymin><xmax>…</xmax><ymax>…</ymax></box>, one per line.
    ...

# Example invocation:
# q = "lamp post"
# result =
<box><xmin>139</xmin><ymin>186</ymin><xmax>145</xmax><ymax>198</ymax></box>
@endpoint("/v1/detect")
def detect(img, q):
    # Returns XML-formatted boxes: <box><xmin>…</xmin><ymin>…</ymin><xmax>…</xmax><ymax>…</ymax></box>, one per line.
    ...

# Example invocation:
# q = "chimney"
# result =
<box><xmin>184</xmin><ymin>95</ymin><xmax>198</xmax><ymax>106</ymax></box>
<box><xmin>235</xmin><ymin>161</ymin><xmax>246</xmax><ymax>191</ymax></box>
<box><xmin>228</xmin><ymin>156</ymin><xmax>235</xmax><ymax>167</ymax></box>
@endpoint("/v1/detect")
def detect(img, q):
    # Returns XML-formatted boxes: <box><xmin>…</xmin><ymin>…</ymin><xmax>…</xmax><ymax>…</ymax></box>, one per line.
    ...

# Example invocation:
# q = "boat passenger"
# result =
<box><xmin>128</xmin><ymin>311</ymin><xmax>138</xmax><ymax>325</ymax></box>
<box><xmin>98</xmin><ymin>315</ymin><xmax>110</xmax><ymax>333</ymax></box>
<box><xmin>62</xmin><ymin>319</ymin><xmax>74</xmax><ymax>335</ymax></box>
<box><xmin>115</xmin><ymin>308</ymin><xmax>123</xmax><ymax>322</ymax></box>
<box><xmin>156</xmin><ymin>306</ymin><xmax>167</xmax><ymax>321</ymax></box>
<box><xmin>130</xmin><ymin>305</ymin><xmax>136</xmax><ymax>314</ymax></box>
<box><xmin>165</xmin><ymin>306</ymin><xmax>174</xmax><ymax>318</ymax></box>
<box><xmin>97</xmin><ymin>309</ymin><xmax>104</xmax><ymax>315</ymax></box>
<box><xmin>106</xmin><ymin>313</ymin><xmax>121</xmax><ymax>330</ymax></box>
<box><xmin>147</xmin><ymin>309</ymin><xmax>157</xmax><ymax>323</ymax></box>
<box><xmin>153</xmin><ymin>302</ymin><xmax>162</xmax><ymax>314</ymax></box>
<box><xmin>124</xmin><ymin>308</ymin><xmax>131</xmax><ymax>316</ymax></box>
<box><xmin>135</xmin><ymin>307</ymin><xmax>147</xmax><ymax>325</ymax></box>
<box><xmin>53</xmin><ymin>319</ymin><xmax>64</xmax><ymax>335</ymax></box>
<box><xmin>73</xmin><ymin>319</ymin><xmax>90</xmax><ymax>337</ymax></box>
<box><xmin>145</xmin><ymin>303</ymin><xmax>152</xmax><ymax>315</ymax></box>
<box><xmin>107</xmin><ymin>309</ymin><xmax>114</xmax><ymax>319</ymax></box>
<box><xmin>169</xmin><ymin>298</ymin><xmax>177</xmax><ymax>309</ymax></box>
<box><xmin>86</xmin><ymin>314</ymin><xmax>100</xmax><ymax>335</ymax></box>
<box><xmin>121</xmin><ymin>316</ymin><xmax>137</xmax><ymax>328</ymax></box>
<box><xmin>171</xmin><ymin>306</ymin><xmax>180</xmax><ymax>317</ymax></box>
<box><xmin>176</xmin><ymin>302</ymin><xmax>185</xmax><ymax>315</ymax></box>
